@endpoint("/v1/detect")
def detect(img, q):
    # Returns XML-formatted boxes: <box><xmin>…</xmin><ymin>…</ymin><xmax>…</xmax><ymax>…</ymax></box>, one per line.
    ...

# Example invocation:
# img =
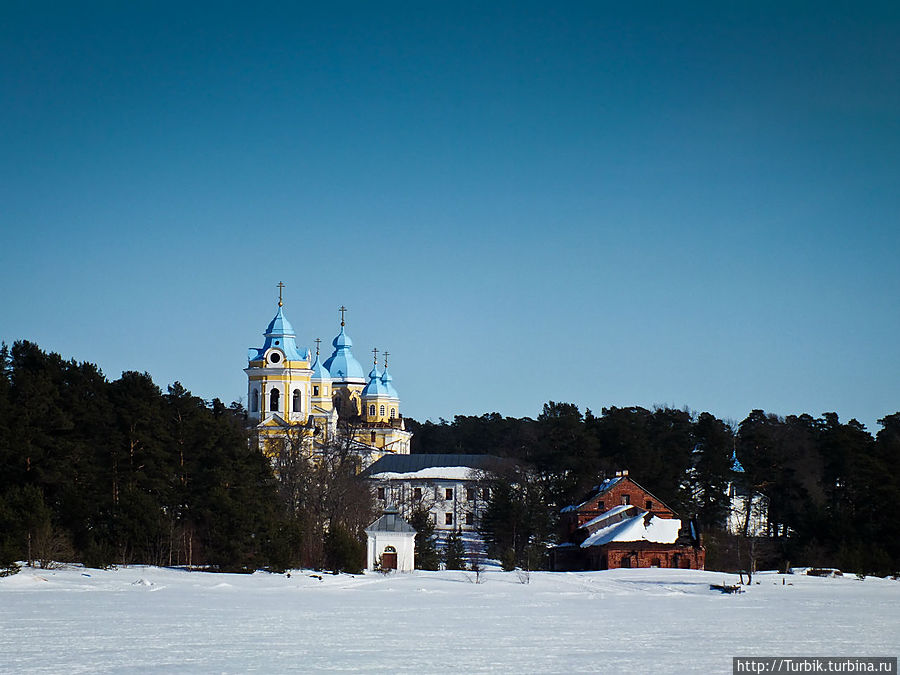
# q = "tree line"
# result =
<box><xmin>2</xmin><ymin>340</ymin><xmax>897</xmax><ymax>576</ymax></box>
<box><xmin>0</xmin><ymin>341</ymin><xmax>306</xmax><ymax>574</ymax></box>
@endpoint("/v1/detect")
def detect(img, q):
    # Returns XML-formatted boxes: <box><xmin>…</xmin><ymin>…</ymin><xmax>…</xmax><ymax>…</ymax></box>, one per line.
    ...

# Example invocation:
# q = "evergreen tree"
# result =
<box><xmin>407</xmin><ymin>505</ymin><xmax>440</xmax><ymax>570</ymax></box>
<box><xmin>443</xmin><ymin>528</ymin><xmax>466</xmax><ymax>570</ymax></box>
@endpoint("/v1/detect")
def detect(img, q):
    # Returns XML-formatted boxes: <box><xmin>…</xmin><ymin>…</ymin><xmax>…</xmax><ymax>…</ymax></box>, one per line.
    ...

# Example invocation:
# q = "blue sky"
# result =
<box><xmin>2</xmin><ymin>2</ymin><xmax>898</xmax><ymax>432</ymax></box>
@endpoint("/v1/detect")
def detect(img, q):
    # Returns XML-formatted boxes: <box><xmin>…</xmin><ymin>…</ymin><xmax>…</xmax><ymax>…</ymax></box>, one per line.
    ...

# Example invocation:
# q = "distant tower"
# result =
<box><xmin>245</xmin><ymin>283</ymin><xmax>335</xmax><ymax>454</ymax></box>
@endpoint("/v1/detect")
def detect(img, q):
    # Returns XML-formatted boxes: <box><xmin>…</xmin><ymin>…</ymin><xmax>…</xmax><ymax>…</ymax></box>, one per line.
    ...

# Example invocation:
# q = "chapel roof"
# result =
<box><xmin>365</xmin><ymin>506</ymin><xmax>416</xmax><ymax>534</ymax></box>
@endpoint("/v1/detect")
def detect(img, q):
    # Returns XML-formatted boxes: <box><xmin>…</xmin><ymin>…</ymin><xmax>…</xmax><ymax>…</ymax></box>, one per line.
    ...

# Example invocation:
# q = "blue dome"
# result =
<box><xmin>265</xmin><ymin>306</ymin><xmax>295</xmax><ymax>337</ymax></box>
<box><xmin>380</xmin><ymin>367</ymin><xmax>399</xmax><ymax>399</ymax></box>
<box><xmin>311</xmin><ymin>354</ymin><xmax>331</xmax><ymax>381</ymax></box>
<box><xmin>332</xmin><ymin>328</ymin><xmax>352</xmax><ymax>348</ymax></box>
<box><xmin>250</xmin><ymin>305</ymin><xmax>308</xmax><ymax>362</ymax></box>
<box><xmin>362</xmin><ymin>364</ymin><xmax>390</xmax><ymax>398</ymax></box>
<box><xmin>322</xmin><ymin>326</ymin><xmax>365</xmax><ymax>381</ymax></box>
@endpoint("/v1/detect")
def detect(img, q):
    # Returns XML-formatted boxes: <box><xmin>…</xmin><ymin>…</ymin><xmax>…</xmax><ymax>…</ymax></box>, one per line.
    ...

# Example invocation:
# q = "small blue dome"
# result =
<box><xmin>250</xmin><ymin>304</ymin><xmax>307</xmax><ymax>362</ymax></box>
<box><xmin>323</xmin><ymin>326</ymin><xmax>365</xmax><ymax>381</ymax></box>
<box><xmin>332</xmin><ymin>327</ymin><xmax>352</xmax><ymax>348</ymax></box>
<box><xmin>265</xmin><ymin>306</ymin><xmax>295</xmax><ymax>337</ymax></box>
<box><xmin>380</xmin><ymin>367</ymin><xmax>400</xmax><ymax>399</ymax></box>
<box><xmin>311</xmin><ymin>354</ymin><xmax>331</xmax><ymax>381</ymax></box>
<box><xmin>362</xmin><ymin>364</ymin><xmax>390</xmax><ymax>398</ymax></box>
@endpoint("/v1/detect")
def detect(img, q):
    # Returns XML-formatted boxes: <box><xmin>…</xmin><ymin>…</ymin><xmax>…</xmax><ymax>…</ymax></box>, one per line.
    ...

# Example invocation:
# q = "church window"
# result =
<box><xmin>369</xmin><ymin>404</ymin><xmax>376</xmax><ymax>416</ymax></box>
<box><xmin>379</xmin><ymin>405</ymin><xmax>385</xmax><ymax>417</ymax></box>
<box><xmin>292</xmin><ymin>389</ymin><xmax>301</xmax><ymax>412</ymax></box>
<box><xmin>384</xmin><ymin>545</ymin><xmax>396</xmax><ymax>553</ymax></box>
<box><xmin>646</xmin><ymin>500</ymin><xmax>653</xmax><ymax>510</ymax></box>
<box><xmin>313</xmin><ymin>386</ymin><xmax>319</xmax><ymax>397</ymax></box>
<box><xmin>445</xmin><ymin>488</ymin><xmax>453</xmax><ymax>500</ymax></box>
<box><xmin>445</xmin><ymin>513</ymin><xmax>453</xmax><ymax>525</ymax></box>
<box><xmin>390</xmin><ymin>408</ymin><xmax>396</xmax><ymax>419</ymax></box>
<box><xmin>466</xmin><ymin>513</ymin><xmax>474</xmax><ymax>526</ymax></box>
<box><xmin>371</xmin><ymin>431</ymin><xmax>376</xmax><ymax>443</ymax></box>
<box><xmin>466</xmin><ymin>488</ymin><xmax>475</xmax><ymax>501</ymax></box>
<box><xmin>251</xmin><ymin>389</ymin><xmax>259</xmax><ymax>413</ymax></box>
<box><xmin>622</xmin><ymin>495</ymin><xmax>630</xmax><ymax>506</ymax></box>
<box><xmin>482</xmin><ymin>488</ymin><xmax>490</xmax><ymax>500</ymax></box>
<box><xmin>377</xmin><ymin>487</ymin><xmax>385</xmax><ymax>500</ymax></box>
<box><xmin>270</xmin><ymin>388</ymin><xmax>280</xmax><ymax>411</ymax></box>
<box><xmin>597</xmin><ymin>500</ymin><xmax>605</xmax><ymax>510</ymax></box>
<box><xmin>269</xmin><ymin>352</ymin><xmax>281</xmax><ymax>364</ymax></box>
<box><xmin>414</xmin><ymin>487</ymin><xmax>422</xmax><ymax>499</ymax></box>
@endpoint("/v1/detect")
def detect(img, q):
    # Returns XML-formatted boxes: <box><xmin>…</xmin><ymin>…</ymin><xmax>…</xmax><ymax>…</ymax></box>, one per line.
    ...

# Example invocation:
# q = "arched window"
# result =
<box><xmin>390</xmin><ymin>408</ymin><xmax>396</xmax><ymax>419</ymax></box>
<box><xmin>250</xmin><ymin>389</ymin><xmax>259</xmax><ymax>413</ymax></box>
<box><xmin>292</xmin><ymin>389</ymin><xmax>301</xmax><ymax>412</ymax></box>
<box><xmin>384</xmin><ymin>545</ymin><xmax>396</xmax><ymax>553</ymax></box>
<box><xmin>379</xmin><ymin>405</ymin><xmax>385</xmax><ymax>417</ymax></box>
<box><xmin>270</xmin><ymin>388</ymin><xmax>280</xmax><ymax>412</ymax></box>
<box><xmin>369</xmin><ymin>404</ymin><xmax>376</xmax><ymax>416</ymax></box>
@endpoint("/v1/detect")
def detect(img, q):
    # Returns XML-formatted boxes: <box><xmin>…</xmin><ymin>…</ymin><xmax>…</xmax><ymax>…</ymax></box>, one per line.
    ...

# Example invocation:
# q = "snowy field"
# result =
<box><xmin>1</xmin><ymin>565</ymin><xmax>897</xmax><ymax>674</ymax></box>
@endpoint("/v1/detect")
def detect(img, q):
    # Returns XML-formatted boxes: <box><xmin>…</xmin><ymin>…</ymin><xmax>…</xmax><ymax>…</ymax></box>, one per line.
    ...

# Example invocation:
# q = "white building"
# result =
<box><xmin>365</xmin><ymin>507</ymin><xmax>416</xmax><ymax>572</ymax></box>
<box><xmin>364</xmin><ymin>454</ymin><xmax>506</xmax><ymax>533</ymax></box>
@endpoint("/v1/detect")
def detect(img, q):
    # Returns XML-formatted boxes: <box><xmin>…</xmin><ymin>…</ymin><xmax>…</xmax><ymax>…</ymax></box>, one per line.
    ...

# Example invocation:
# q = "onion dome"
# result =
<box><xmin>362</xmin><ymin>363</ymin><xmax>390</xmax><ymax>398</ymax></box>
<box><xmin>323</xmin><ymin>326</ymin><xmax>366</xmax><ymax>381</ymax></box>
<box><xmin>249</xmin><ymin>304</ymin><xmax>308</xmax><ymax>362</ymax></box>
<box><xmin>380</xmin><ymin>367</ymin><xmax>400</xmax><ymax>399</ymax></box>
<box><xmin>311</xmin><ymin>353</ymin><xmax>331</xmax><ymax>381</ymax></box>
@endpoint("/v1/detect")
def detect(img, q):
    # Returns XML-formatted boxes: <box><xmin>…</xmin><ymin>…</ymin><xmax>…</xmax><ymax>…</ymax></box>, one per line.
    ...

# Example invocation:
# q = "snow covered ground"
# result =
<box><xmin>1</xmin><ymin>565</ymin><xmax>897</xmax><ymax>673</ymax></box>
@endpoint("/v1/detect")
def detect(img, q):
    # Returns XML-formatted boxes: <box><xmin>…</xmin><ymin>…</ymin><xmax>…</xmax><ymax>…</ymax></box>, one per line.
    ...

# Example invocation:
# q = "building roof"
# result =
<box><xmin>362</xmin><ymin>453</ymin><xmax>506</xmax><ymax>478</ymax></box>
<box><xmin>580</xmin><ymin>510</ymin><xmax>682</xmax><ymax>548</ymax></box>
<box><xmin>249</xmin><ymin>305</ymin><xmax>309</xmax><ymax>362</ymax></box>
<box><xmin>561</xmin><ymin>476</ymin><xmax>624</xmax><ymax>512</ymax></box>
<box><xmin>380</xmin><ymin>367</ymin><xmax>399</xmax><ymax>398</ymax></box>
<box><xmin>310</xmin><ymin>354</ymin><xmax>331</xmax><ymax>381</ymax></box>
<box><xmin>365</xmin><ymin>506</ymin><xmax>416</xmax><ymax>534</ymax></box>
<box><xmin>322</xmin><ymin>326</ymin><xmax>365</xmax><ymax>381</ymax></box>
<box><xmin>362</xmin><ymin>364</ymin><xmax>391</xmax><ymax>398</ymax></box>
<box><xmin>561</xmin><ymin>475</ymin><xmax>675</xmax><ymax>516</ymax></box>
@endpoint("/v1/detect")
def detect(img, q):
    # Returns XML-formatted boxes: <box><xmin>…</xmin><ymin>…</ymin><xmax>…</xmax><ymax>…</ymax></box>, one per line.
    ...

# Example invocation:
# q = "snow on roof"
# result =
<box><xmin>580</xmin><ymin>504</ymin><xmax>635</xmax><ymax>529</ymax></box>
<box><xmin>370</xmin><ymin>466</ymin><xmax>477</xmax><ymax>481</ymax></box>
<box><xmin>580</xmin><ymin>511</ymin><xmax>682</xmax><ymax>548</ymax></box>
<box><xmin>363</xmin><ymin>453</ymin><xmax>506</xmax><ymax>478</ymax></box>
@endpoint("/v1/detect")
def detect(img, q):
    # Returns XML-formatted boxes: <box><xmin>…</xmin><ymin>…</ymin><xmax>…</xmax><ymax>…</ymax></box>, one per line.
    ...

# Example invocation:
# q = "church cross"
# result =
<box><xmin>339</xmin><ymin>305</ymin><xmax>347</xmax><ymax>326</ymax></box>
<box><xmin>372</xmin><ymin>347</ymin><xmax>379</xmax><ymax>364</ymax></box>
<box><xmin>383</xmin><ymin>350</ymin><xmax>390</xmax><ymax>368</ymax></box>
<box><xmin>315</xmin><ymin>337</ymin><xmax>321</xmax><ymax>357</ymax></box>
<box><xmin>277</xmin><ymin>281</ymin><xmax>285</xmax><ymax>307</ymax></box>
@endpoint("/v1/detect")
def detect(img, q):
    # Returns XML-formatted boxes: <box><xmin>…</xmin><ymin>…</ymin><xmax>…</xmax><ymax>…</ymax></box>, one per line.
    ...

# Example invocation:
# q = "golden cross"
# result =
<box><xmin>383</xmin><ymin>350</ymin><xmax>390</xmax><ymax>368</ymax></box>
<box><xmin>372</xmin><ymin>347</ymin><xmax>379</xmax><ymax>365</ymax></box>
<box><xmin>276</xmin><ymin>281</ymin><xmax>285</xmax><ymax>307</ymax></box>
<box><xmin>315</xmin><ymin>337</ymin><xmax>321</xmax><ymax>356</ymax></box>
<box><xmin>339</xmin><ymin>305</ymin><xmax>347</xmax><ymax>326</ymax></box>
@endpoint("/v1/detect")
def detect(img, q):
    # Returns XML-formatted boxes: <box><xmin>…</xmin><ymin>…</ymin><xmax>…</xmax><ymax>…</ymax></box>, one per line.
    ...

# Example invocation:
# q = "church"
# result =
<box><xmin>245</xmin><ymin>284</ymin><xmax>412</xmax><ymax>463</ymax></box>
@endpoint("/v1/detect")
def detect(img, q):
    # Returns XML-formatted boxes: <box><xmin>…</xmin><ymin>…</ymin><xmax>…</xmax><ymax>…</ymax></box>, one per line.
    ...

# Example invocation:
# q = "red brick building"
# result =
<box><xmin>550</xmin><ymin>471</ymin><xmax>705</xmax><ymax>571</ymax></box>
